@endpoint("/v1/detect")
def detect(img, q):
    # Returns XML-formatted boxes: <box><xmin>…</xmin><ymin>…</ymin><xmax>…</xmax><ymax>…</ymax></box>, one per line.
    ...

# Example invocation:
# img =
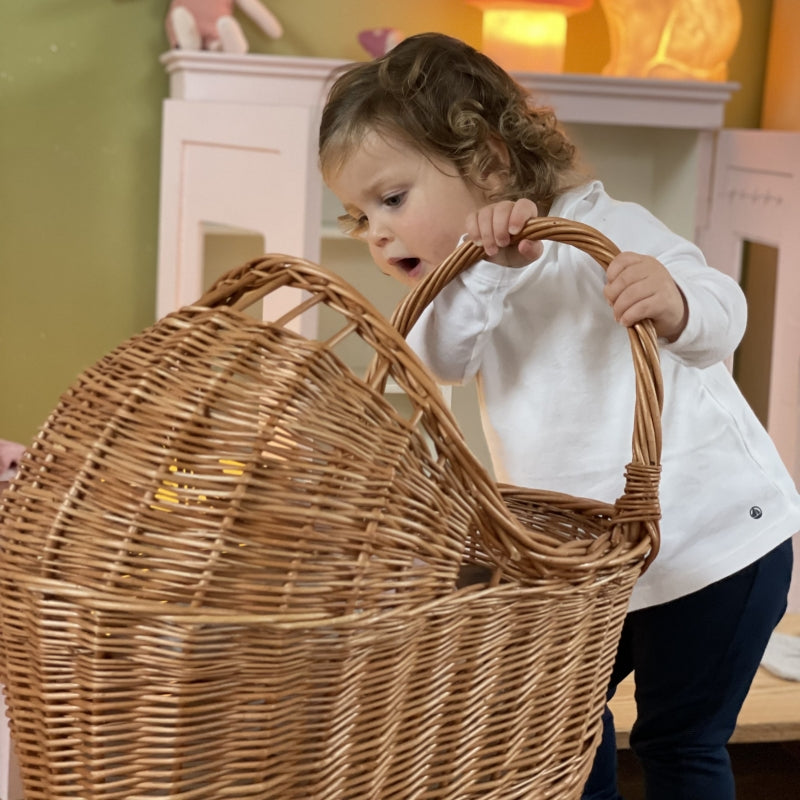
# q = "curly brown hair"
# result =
<box><xmin>319</xmin><ymin>33</ymin><xmax>584</xmax><ymax>213</ymax></box>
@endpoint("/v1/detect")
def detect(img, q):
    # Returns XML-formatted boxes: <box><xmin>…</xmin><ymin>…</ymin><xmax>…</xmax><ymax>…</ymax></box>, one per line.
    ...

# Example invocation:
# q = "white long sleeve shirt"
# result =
<box><xmin>407</xmin><ymin>180</ymin><xmax>800</xmax><ymax>611</ymax></box>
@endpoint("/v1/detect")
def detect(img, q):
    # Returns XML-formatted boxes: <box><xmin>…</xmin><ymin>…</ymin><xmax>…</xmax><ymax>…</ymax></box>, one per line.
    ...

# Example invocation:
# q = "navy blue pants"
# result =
<box><xmin>582</xmin><ymin>537</ymin><xmax>794</xmax><ymax>800</ymax></box>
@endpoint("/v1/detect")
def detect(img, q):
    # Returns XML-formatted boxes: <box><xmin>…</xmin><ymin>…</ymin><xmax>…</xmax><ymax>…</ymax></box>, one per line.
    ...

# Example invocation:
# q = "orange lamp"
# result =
<box><xmin>468</xmin><ymin>0</ymin><xmax>593</xmax><ymax>73</ymax></box>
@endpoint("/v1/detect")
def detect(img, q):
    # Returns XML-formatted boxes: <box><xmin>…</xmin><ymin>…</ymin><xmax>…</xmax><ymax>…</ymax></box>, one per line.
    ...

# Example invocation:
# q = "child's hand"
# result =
<box><xmin>465</xmin><ymin>199</ymin><xmax>543</xmax><ymax>268</ymax></box>
<box><xmin>604</xmin><ymin>252</ymin><xmax>688</xmax><ymax>341</ymax></box>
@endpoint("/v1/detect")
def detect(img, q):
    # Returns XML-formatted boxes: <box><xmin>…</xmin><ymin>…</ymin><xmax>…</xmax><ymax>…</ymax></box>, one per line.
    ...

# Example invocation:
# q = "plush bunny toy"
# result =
<box><xmin>166</xmin><ymin>0</ymin><xmax>283</xmax><ymax>54</ymax></box>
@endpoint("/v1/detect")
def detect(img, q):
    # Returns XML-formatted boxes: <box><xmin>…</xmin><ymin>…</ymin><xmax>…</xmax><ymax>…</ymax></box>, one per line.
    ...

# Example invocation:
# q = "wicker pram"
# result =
<box><xmin>0</xmin><ymin>218</ymin><xmax>662</xmax><ymax>799</ymax></box>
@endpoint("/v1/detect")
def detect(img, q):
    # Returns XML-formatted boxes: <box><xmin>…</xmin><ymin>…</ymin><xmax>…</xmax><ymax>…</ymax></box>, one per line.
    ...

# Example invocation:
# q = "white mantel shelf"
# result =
<box><xmin>514</xmin><ymin>72</ymin><xmax>738</xmax><ymax>130</ymax></box>
<box><xmin>161</xmin><ymin>50</ymin><xmax>738</xmax><ymax>132</ymax></box>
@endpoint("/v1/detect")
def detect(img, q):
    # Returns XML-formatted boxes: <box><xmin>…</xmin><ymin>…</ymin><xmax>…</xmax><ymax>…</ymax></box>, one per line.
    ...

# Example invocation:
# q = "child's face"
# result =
<box><xmin>326</xmin><ymin>130</ymin><xmax>491</xmax><ymax>288</ymax></box>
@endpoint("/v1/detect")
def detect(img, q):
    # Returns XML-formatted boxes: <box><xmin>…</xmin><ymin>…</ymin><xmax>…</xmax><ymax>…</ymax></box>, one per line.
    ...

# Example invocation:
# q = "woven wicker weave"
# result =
<box><xmin>0</xmin><ymin>218</ymin><xmax>661</xmax><ymax>799</ymax></box>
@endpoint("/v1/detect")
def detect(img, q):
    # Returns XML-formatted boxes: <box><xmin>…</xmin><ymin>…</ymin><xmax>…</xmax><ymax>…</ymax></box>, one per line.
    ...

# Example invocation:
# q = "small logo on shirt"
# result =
<box><xmin>749</xmin><ymin>506</ymin><xmax>763</xmax><ymax>519</ymax></box>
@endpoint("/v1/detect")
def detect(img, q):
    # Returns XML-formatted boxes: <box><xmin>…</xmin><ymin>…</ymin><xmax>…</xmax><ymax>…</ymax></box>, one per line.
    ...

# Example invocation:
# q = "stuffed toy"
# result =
<box><xmin>166</xmin><ymin>0</ymin><xmax>283</xmax><ymax>54</ymax></box>
<box><xmin>0</xmin><ymin>439</ymin><xmax>24</xmax><ymax>486</ymax></box>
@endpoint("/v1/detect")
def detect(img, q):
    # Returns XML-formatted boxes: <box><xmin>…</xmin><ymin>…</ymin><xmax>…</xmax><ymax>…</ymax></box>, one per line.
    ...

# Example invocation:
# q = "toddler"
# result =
<box><xmin>319</xmin><ymin>32</ymin><xmax>799</xmax><ymax>800</ymax></box>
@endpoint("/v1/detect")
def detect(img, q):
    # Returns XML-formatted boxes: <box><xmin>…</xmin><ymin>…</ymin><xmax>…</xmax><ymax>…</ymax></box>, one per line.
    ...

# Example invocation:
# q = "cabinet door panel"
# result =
<box><xmin>157</xmin><ymin>99</ymin><xmax>320</xmax><ymax>336</ymax></box>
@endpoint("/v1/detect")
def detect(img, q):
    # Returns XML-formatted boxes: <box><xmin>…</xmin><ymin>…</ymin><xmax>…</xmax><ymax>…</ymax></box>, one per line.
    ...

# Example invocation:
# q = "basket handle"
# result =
<box><xmin>385</xmin><ymin>216</ymin><xmax>664</xmax><ymax>566</ymax></box>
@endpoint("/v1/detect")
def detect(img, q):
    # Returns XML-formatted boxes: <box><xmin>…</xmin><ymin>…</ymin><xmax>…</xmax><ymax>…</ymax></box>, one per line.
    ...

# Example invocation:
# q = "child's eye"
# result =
<box><xmin>383</xmin><ymin>192</ymin><xmax>405</xmax><ymax>209</ymax></box>
<box><xmin>337</xmin><ymin>213</ymin><xmax>368</xmax><ymax>238</ymax></box>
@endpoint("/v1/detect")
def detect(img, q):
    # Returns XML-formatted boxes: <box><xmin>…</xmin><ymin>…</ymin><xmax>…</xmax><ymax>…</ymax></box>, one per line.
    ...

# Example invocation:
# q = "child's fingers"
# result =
<box><xmin>468</xmin><ymin>202</ymin><xmax>512</xmax><ymax>255</ymax></box>
<box><xmin>510</xmin><ymin>200</ymin><xmax>541</xmax><ymax>261</ymax></box>
<box><xmin>604</xmin><ymin>251</ymin><xmax>639</xmax><ymax>288</ymax></box>
<box><xmin>489</xmin><ymin>204</ymin><xmax>515</xmax><ymax>250</ymax></box>
<box><xmin>604</xmin><ymin>254</ymin><xmax>688</xmax><ymax>338</ymax></box>
<box><xmin>465</xmin><ymin>199</ymin><xmax>541</xmax><ymax>264</ymax></box>
<box><xmin>604</xmin><ymin>252</ymin><xmax>653</xmax><ymax>306</ymax></box>
<box><xmin>508</xmin><ymin>199</ymin><xmax>538</xmax><ymax>235</ymax></box>
<box><xmin>610</xmin><ymin>284</ymin><xmax>656</xmax><ymax>325</ymax></box>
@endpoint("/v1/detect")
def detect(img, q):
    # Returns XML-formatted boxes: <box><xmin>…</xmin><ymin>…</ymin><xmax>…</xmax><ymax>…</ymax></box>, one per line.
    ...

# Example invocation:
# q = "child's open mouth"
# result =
<box><xmin>392</xmin><ymin>257</ymin><xmax>421</xmax><ymax>275</ymax></box>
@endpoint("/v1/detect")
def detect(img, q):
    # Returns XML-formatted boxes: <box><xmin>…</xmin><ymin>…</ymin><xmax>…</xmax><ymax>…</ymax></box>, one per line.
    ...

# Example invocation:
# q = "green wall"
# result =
<box><xmin>1</xmin><ymin>1</ymin><xmax>168</xmax><ymax>443</ymax></box>
<box><xmin>0</xmin><ymin>0</ymin><xmax>773</xmax><ymax>443</ymax></box>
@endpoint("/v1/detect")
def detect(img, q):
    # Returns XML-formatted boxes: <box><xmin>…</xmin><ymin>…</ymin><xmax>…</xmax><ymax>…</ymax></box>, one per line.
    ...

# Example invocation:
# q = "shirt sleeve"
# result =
<box><xmin>577</xmin><ymin>188</ymin><xmax>747</xmax><ymax>369</ymax></box>
<box><xmin>405</xmin><ymin>257</ymin><xmax>530</xmax><ymax>384</ymax></box>
<box><xmin>407</xmin><ymin>183</ymin><xmax>747</xmax><ymax>380</ymax></box>
<box><xmin>659</xmin><ymin>252</ymin><xmax>747</xmax><ymax>367</ymax></box>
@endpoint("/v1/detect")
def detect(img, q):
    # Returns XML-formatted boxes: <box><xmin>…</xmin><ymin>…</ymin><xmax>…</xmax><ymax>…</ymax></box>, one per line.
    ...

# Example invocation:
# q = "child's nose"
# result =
<box><xmin>365</xmin><ymin>218</ymin><xmax>391</xmax><ymax>246</ymax></box>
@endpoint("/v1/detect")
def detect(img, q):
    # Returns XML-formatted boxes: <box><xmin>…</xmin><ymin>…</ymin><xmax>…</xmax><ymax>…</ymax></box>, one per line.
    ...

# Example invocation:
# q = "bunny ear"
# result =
<box><xmin>235</xmin><ymin>0</ymin><xmax>283</xmax><ymax>39</ymax></box>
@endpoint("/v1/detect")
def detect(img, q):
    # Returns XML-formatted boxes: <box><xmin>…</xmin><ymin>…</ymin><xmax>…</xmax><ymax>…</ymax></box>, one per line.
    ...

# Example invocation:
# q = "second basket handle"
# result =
<box><xmin>386</xmin><ymin>216</ymin><xmax>664</xmax><ymax>564</ymax></box>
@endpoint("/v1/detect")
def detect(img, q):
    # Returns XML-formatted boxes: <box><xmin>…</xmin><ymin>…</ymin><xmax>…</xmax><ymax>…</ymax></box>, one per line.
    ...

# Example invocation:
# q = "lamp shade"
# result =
<box><xmin>598</xmin><ymin>0</ymin><xmax>741</xmax><ymax>81</ymax></box>
<box><xmin>469</xmin><ymin>0</ymin><xmax>593</xmax><ymax>73</ymax></box>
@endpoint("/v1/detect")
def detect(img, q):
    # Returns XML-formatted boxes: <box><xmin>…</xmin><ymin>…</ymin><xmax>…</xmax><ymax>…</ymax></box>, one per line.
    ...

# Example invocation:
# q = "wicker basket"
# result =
<box><xmin>0</xmin><ymin>218</ymin><xmax>661</xmax><ymax>799</ymax></box>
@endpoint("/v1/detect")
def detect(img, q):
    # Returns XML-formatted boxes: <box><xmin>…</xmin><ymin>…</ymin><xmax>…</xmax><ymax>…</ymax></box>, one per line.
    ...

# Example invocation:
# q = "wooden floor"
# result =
<box><xmin>610</xmin><ymin>613</ymin><xmax>800</xmax><ymax>748</ymax></box>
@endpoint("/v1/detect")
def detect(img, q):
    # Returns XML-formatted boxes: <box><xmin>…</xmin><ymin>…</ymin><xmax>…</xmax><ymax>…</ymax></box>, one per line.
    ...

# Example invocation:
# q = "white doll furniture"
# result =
<box><xmin>155</xmin><ymin>51</ymin><xmax>737</xmax><ymax>318</ymax></box>
<box><xmin>697</xmin><ymin>129</ymin><xmax>800</xmax><ymax>487</ymax></box>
